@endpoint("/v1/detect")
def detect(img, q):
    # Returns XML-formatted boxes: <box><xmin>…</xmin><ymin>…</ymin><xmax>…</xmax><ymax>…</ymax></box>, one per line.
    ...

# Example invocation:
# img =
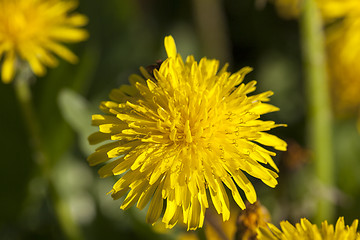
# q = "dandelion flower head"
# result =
<box><xmin>88</xmin><ymin>35</ymin><xmax>287</xmax><ymax>230</ymax></box>
<box><xmin>0</xmin><ymin>0</ymin><xmax>88</xmax><ymax>83</ymax></box>
<box><xmin>322</xmin><ymin>1</ymin><xmax>360</xmax><ymax>115</ymax></box>
<box><xmin>257</xmin><ymin>217</ymin><xmax>360</xmax><ymax>240</ymax></box>
<box><xmin>271</xmin><ymin>0</ymin><xmax>360</xmax><ymax>115</ymax></box>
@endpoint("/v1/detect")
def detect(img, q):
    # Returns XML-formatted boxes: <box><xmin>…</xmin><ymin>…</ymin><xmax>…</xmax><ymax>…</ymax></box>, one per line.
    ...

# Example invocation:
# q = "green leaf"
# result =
<box><xmin>58</xmin><ymin>88</ymin><xmax>97</xmax><ymax>155</ymax></box>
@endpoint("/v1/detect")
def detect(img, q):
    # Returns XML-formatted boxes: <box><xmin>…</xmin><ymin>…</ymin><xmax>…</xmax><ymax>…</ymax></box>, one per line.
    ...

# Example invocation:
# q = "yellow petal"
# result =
<box><xmin>162</xmin><ymin>198</ymin><xmax>177</xmax><ymax>225</ymax></box>
<box><xmin>87</xmin><ymin>150</ymin><xmax>110</xmax><ymax>166</ymax></box>
<box><xmin>137</xmin><ymin>183</ymin><xmax>157</xmax><ymax>210</ymax></box>
<box><xmin>164</xmin><ymin>35</ymin><xmax>177</xmax><ymax>58</ymax></box>
<box><xmin>19</xmin><ymin>46</ymin><xmax>47</xmax><ymax>76</ymax></box>
<box><xmin>44</xmin><ymin>41</ymin><xmax>78</xmax><ymax>63</ymax></box>
<box><xmin>98</xmin><ymin>157</ymin><xmax>124</xmax><ymax>178</ymax></box>
<box><xmin>88</xmin><ymin>131</ymin><xmax>111</xmax><ymax>145</ymax></box>
<box><xmin>28</xmin><ymin>56</ymin><xmax>46</xmax><ymax>77</ymax></box>
<box><xmin>146</xmin><ymin>184</ymin><xmax>164</xmax><ymax>225</ymax></box>
<box><xmin>1</xmin><ymin>50</ymin><xmax>16</xmax><ymax>83</ymax></box>
<box><xmin>112</xmin><ymin>158</ymin><xmax>133</xmax><ymax>175</ymax></box>
<box><xmin>48</xmin><ymin>27</ymin><xmax>89</xmax><ymax>42</ymax></box>
<box><xmin>91</xmin><ymin>114</ymin><xmax>123</xmax><ymax>126</ymax></box>
<box><xmin>121</xmin><ymin>188</ymin><xmax>141</xmax><ymax>210</ymax></box>
<box><xmin>187</xmin><ymin>197</ymin><xmax>201</xmax><ymax>230</ymax></box>
<box><xmin>256</xmin><ymin>132</ymin><xmax>288</xmax><ymax>151</ymax></box>
<box><xmin>163</xmin><ymin>200</ymin><xmax>181</xmax><ymax>229</ymax></box>
<box><xmin>67</xmin><ymin>13</ymin><xmax>88</xmax><ymax>26</ymax></box>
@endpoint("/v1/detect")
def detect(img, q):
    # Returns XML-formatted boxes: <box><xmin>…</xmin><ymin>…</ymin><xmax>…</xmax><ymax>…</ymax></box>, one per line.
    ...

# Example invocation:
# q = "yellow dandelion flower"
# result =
<box><xmin>0</xmin><ymin>0</ymin><xmax>88</xmax><ymax>83</ymax></box>
<box><xmin>88</xmin><ymin>35</ymin><xmax>287</xmax><ymax>230</ymax></box>
<box><xmin>272</xmin><ymin>0</ymin><xmax>360</xmax><ymax>117</ymax></box>
<box><xmin>323</xmin><ymin>1</ymin><xmax>360</xmax><ymax>115</ymax></box>
<box><xmin>257</xmin><ymin>217</ymin><xmax>360</xmax><ymax>240</ymax></box>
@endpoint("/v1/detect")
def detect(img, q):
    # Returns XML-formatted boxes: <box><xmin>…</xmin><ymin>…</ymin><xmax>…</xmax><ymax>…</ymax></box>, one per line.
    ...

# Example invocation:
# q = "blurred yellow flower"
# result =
<box><xmin>272</xmin><ymin>0</ymin><xmax>360</xmax><ymax>117</ymax></box>
<box><xmin>0</xmin><ymin>0</ymin><xmax>88</xmax><ymax>83</ymax></box>
<box><xmin>323</xmin><ymin>1</ymin><xmax>360</xmax><ymax>115</ymax></box>
<box><xmin>237</xmin><ymin>201</ymin><xmax>271</xmax><ymax>240</ymax></box>
<box><xmin>88</xmin><ymin>35</ymin><xmax>287</xmax><ymax>230</ymax></box>
<box><xmin>316</xmin><ymin>0</ymin><xmax>360</xmax><ymax>21</ymax></box>
<box><xmin>257</xmin><ymin>217</ymin><xmax>360</xmax><ymax>240</ymax></box>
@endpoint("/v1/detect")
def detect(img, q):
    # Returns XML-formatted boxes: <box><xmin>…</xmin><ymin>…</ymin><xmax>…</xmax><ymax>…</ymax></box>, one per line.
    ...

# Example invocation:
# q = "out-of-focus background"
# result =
<box><xmin>1</xmin><ymin>0</ymin><xmax>360</xmax><ymax>239</ymax></box>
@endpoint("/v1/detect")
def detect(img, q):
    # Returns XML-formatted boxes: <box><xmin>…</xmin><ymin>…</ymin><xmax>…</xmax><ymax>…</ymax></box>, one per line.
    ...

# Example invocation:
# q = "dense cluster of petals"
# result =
<box><xmin>257</xmin><ymin>217</ymin><xmax>360</xmax><ymax>240</ymax></box>
<box><xmin>88</xmin><ymin>36</ymin><xmax>286</xmax><ymax>230</ymax></box>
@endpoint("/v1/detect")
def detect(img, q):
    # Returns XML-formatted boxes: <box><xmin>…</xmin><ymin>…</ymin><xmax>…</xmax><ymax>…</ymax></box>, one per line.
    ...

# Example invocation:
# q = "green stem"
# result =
<box><xmin>14</xmin><ymin>65</ymin><xmax>83</xmax><ymax>240</ymax></box>
<box><xmin>192</xmin><ymin>0</ymin><xmax>232</xmax><ymax>63</ymax></box>
<box><xmin>14</xmin><ymin>66</ymin><xmax>49</xmax><ymax>174</ymax></box>
<box><xmin>300</xmin><ymin>0</ymin><xmax>335</xmax><ymax>223</ymax></box>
